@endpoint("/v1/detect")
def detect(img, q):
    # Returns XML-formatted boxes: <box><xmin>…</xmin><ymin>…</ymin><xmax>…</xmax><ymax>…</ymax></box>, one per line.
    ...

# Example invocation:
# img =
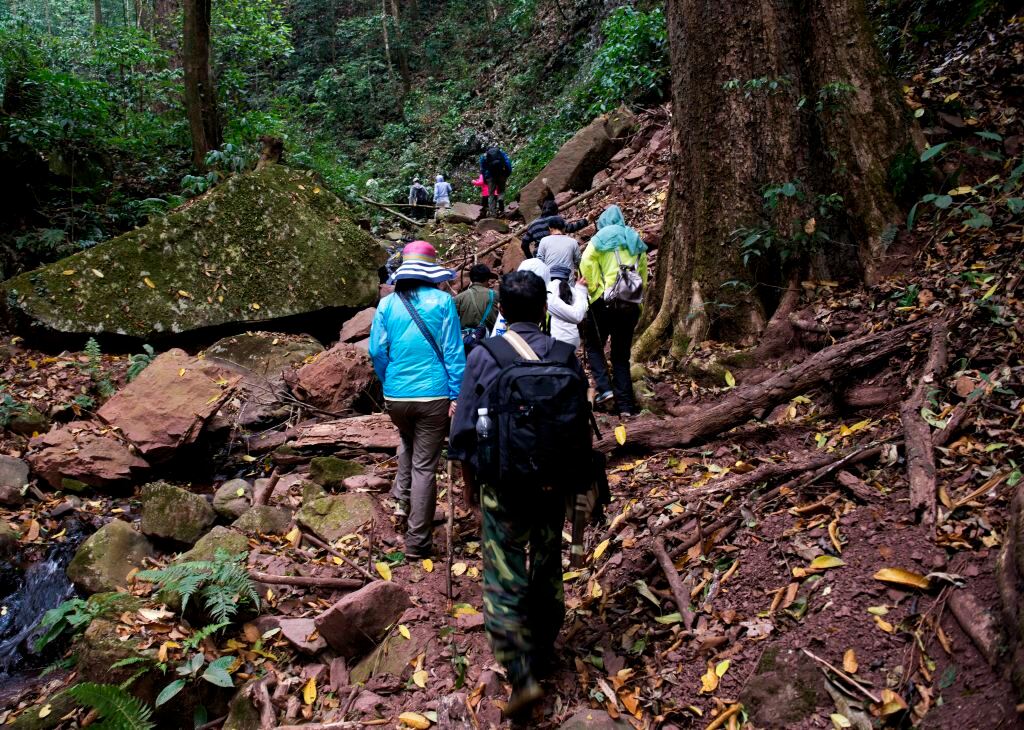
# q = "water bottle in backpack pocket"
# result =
<box><xmin>603</xmin><ymin>249</ymin><xmax>643</xmax><ymax>306</ymax></box>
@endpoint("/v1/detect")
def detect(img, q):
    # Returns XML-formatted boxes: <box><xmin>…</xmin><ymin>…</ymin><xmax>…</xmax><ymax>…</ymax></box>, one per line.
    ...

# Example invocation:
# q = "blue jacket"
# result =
<box><xmin>369</xmin><ymin>289</ymin><xmax>466</xmax><ymax>401</ymax></box>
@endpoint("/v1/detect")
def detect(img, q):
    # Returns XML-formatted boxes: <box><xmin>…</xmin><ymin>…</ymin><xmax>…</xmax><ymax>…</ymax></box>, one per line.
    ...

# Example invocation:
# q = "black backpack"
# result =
<box><xmin>484</xmin><ymin>147</ymin><xmax>509</xmax><ymax>179</ymax></box>
<box><xmin>414</xmin><ymin>185</ymin><xmax>430</xmax><ymax>205</ymax></box>
<box><xmin>475</xmin><ymin>333</ymin><xmax>592</xmax><ymax>490</ymax></box>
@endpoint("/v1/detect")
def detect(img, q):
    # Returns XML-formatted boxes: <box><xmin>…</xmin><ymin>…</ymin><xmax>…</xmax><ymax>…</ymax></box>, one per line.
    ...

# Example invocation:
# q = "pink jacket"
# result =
<box><xmin>472</xmin><ymin>175</ymin><xmax>490</xmax><ymax>197</ymax></box>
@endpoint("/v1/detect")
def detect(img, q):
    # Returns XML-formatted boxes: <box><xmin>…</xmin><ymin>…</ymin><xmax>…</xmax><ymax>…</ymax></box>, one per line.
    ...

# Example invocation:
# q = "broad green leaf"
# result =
<box><xmin>920</xmin><ymin>142</ymin><xmax>948</xmax><ymax>162</ymax></box>
<box><xmin>655</xmin><ymin>612</ymin><xmax>682</xmax><ymax>624</ymax></box>
<box><xmin>156</xmin><ymin>679</ymin><xmax>186</xmax><ymax>707</ymax></box>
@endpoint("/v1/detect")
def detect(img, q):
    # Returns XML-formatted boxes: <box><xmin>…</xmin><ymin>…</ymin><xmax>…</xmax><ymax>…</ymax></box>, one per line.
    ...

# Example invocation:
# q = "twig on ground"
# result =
<box><xmin>652</xmin><ymin>536</ymin><xmax>696</xmax><ymax>629</ymax></box>
<box><xmin>252</xmin><ymin>467</ymin><xmax>281</xmax><ymax>507</ymax></box>
<box><xmin>300</xmin><ymin>529</ymin><xmax>378</xmax><ymax>583</ymax></box>
<box><xmin>249</xmin><ymin>571</ymin><xmax>362</xmax><ymax>590</ymax></box>
<box><xmin>801</xmin><ymin>648</ymin><xmax>881</xmax><ymax>704</ymax></box>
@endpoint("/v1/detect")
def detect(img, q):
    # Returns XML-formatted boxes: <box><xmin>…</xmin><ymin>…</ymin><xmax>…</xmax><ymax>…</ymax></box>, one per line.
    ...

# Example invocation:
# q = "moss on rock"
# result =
<box><xmin>139</xmin><ymin>481</ymin><xmax>216</xmax><ymax>545</ymax></box>
<box><xmin>67</xmin><ymin>519</ymin><xmax>155</xmax><ymax>594</ymax></box>
<box><xmin>309</xmin><ymin>456</ymin><xmax>363</xmax><ymax>490</ymax></box>
<box><xmin>176</xmin><ymin>526</ymin><xmax>250</xmax><ymax>563</ymax></box>
<box><xmin>232</xmin><ymin>506</ymin><xmax>292</xmax><ymax>536</ymax></box>
<box><xmin>296</xmin><ymin>493</ymin><xmax>375</xmax><ymax>542</ymax></box>
<box><xmin>1</xmin><ymin>166</ymin><xmax>386</xmax><ymax>339</ymax></box>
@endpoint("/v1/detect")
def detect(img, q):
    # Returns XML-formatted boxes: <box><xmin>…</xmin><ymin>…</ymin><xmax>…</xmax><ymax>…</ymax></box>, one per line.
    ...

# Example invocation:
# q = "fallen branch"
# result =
<box><xmin>787</xmin><ymin>313</ymin><xmax>858</xmax><ymax>336</ymax></box>
<box><xmin>249</xmin><ymin>571</ymin><xmax>362</xmax><ymax>591</ymax></box>
<box><xmin>359</xmin><ymin>195</ymin><xmax>422</xmax><ymax>227</ymax></box>
<box><xmin>255</xmin><ymin>674</ymin><xmax>278</xmax><ymax>730</ymax></box>
<box><xmin>899</xmin><ymin>319</ymin><xmax>949</xmax><ymax>526</ymax></box>
<box><xmin>704</xmin><ymin>703</ymin><xmax>743</xmax><ymax>730</ymax></box>
<box><xmin>274</xmin><ymin>723</ymin><xmax>365</xmax><ymax>730</ymax></box>
<box><xmin>947</xmin><ymin>590</ymin><xmax>1003</xmax><ymax>666</ymax></box>
<box><xmin>801</xmin><ymin>648</ymin><xmax>881</xmax><ymax>704</ymax></box>
<box><xmin>653</xmin><ymin>536</ymin><xmax>696</xmax><ymax>629</ymax></box>
<box><xmin>252</xmin><ymin>468</ymin><xmax>281</xmax><ymax>507</ymax></box>
<box><xmin>300</xmin><ymin>530</ymin><xmax>377</xmax><ymax>583</ymax></box>
<box><xmin>603</xmin><ymin>320</ymin><xmax>925</xmax><ymax>452</ymax></box>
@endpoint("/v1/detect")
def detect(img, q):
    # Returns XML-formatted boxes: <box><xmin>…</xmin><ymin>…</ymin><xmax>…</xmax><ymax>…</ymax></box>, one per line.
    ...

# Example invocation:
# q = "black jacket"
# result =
<box><xmin>520</xmin><ymin>215</ymin><xmax>588</xmax><ymax>258</ymax></box>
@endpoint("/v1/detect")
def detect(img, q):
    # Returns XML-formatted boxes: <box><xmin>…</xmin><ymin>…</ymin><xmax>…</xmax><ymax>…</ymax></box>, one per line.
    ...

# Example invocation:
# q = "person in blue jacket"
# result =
<box><xmin>369</xmin><ymin>240</ymin><xmax>466</xmax><ymax>558</ymax></box>
<box><xmin>480</xmin><ymin>146</ymin><xmax>512</xmax><ymax>218</ymax></box>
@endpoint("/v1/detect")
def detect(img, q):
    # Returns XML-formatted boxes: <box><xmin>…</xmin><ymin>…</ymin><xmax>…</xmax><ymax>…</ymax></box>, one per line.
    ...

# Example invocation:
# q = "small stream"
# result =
<box><xmin>0</xmin><ymin>522</ymin><xmax>85</xmax><ymax>680</ymax></box>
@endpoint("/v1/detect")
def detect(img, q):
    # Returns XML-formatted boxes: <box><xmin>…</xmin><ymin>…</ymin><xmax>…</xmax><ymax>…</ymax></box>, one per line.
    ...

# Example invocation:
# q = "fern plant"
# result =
<box><xmin>0</xmin><ymin>387</ymin><xmax>29</xmax><ymax>427</ymax></box>
<box><xmin>126</xmin><ymin>344</ymin><xmax>156</xmax><ymax>382</ymax></box>
<box><xmin>82</xmin><ymin>337</ymin><xmax>116</xmax><ymax>398</ymax></box>
<box><xmin>136</xmin><ymin>549</ymin><xmax>259</xmax><ymax>623</ymax></box>
<box><xmin>35</xmin><ymin>594</ymin><xmax>125</xmax><ymax>652</ymax></box>
<box><xmin>66</xmin><ymin>683</ymin><xmax>154</xmax><ymax>730</ymax></box>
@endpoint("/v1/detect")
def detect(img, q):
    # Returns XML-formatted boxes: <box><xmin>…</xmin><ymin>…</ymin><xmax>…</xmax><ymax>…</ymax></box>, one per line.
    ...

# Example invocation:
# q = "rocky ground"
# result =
<box><xmin>1</xmin><ymin>13</ymin><xmax>1024</xmax><ymax>730</ymax></box>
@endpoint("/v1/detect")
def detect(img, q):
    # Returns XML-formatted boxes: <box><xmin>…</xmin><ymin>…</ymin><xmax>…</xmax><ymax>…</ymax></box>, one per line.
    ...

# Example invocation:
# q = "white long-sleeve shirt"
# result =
<box><xmin>491</xmin><ymin>280</ymin><xmax>589</xmax><ymax>347</ymax></box>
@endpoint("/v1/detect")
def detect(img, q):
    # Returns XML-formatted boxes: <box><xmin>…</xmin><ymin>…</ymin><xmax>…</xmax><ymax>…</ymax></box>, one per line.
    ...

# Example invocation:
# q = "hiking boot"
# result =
<box><xmin>595</xmin><ymin>390</ymin><xmax>615</xmax><ymax>405</ymax></box>
<box><xmin>393</xmin><ymin>499</ymin><xmax>409</xmax><ymax>518</ymax></box>
<box><xmin>503</xmin><ymin>676</ymin><xmax>543</xmax><ymax>719</ymax></box>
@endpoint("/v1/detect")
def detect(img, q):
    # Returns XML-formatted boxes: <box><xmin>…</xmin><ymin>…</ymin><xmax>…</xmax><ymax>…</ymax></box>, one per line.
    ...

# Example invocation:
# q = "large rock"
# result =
<box><xmin>97</xmin><ymin>349</ymin><xmax>241</xmax><ymax>463</ymax></box>
<box><xmin>284</xmin><ymin>343</ymin><xmax>377</xmax><ymax>414</ymax></box>
<box><xmin>67</xmin><ymin>519</ymin><xmax>155</xmax><ymax>593</ymax></box>
<box><xmin>8</xmin><ymin>405</ymin><xmax>48</xmax><ymax>437</ymax></box>
<box><xmin>296</xmin><ymin>493</ymin><xmax>375</xmax><ymax>543</ymax></box>
<box><xmin>351</xmin><ymin>624</ymin><xmax>436</xmax><ymax>683</ymax></box>
<box><xmin>500</xmin><ymin>239</ymin><xmax>526</xmax><ymax>274</ymax></box>
<box><xmin>204</xmin><ymin>331</ymin><xmax>324</xmax><ymax>380</ymax></box>
<box><xmin>339</xmin><ymin>308</ymin><xmax>376</xmax><ymax>343</ymax></box>
<box><xmin>176</xmin><ymin>526</ymin><xmax>249</xmax><ymax>563</ymax></box>
<box><xmin>28</xmin><ymin>422</ymin><xmax>149</xmax><ymax>490</ymax></box>
<box><xmin>1</xmin><ymin>165</ymin><xmax>386</xmax><ymax>340</ymax></box>
<box><xmin>518</xmin><ymin>107</ymin><xmax>636</xmax><ymax>222</ymax></box>
<box><xmin>446</xmin><ymin>202</ymin><xmax>482</xmax><ymax>224</ymax></box>
<box><xmin>475</xmin><ymin>218</ymin><xmax>509</xmax><ymax>234</ymax></box>
<box><xmin>309</xmin><ymin>456</ymin><xmax>363</xmax><ymax>490</ymax></box>
<box><xmin>290</xmin><ymin>414</ymin><xmax>400</xmax><ymax>452</ymax></box>
<box><xmin>213</xmin><ymin>478</ymin><xmax>253</xmax><ymax>519</ymax></box>
<box><xmin>139</xmin><ymin>481</ymin><xmax>216</xmax><ymax>544</ymax></box>
<box><xmin>276</xmin><ymin>617</ymin><xmax>328</xmax><ymax>655</ymax></box>
<box><xmin>232</xmin><ymin>505</ymin><xmax>291</xmax><ymax>536</ymax></box>
<box><xmin>206</xmin><ymin>359</ymin><xmax>293</xmax><ymax>432</ymax></box>
<box><xmin>0</xmin><ymin>455</ymin><xmax>29</xmax><ymax>488</ymax></box>
<box><xmin>315</xmin><ymin>581</ymin><xmax>411</xmax><ymax>657</ymax></box>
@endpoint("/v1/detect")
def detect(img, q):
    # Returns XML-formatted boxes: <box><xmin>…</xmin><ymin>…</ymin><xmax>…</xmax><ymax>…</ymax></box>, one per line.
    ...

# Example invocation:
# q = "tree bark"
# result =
<box><xmin>182</xmin><ymin>0</ymin><xmax>221</xmax><ymax>167</ymax></box>
<box><xmin>93</xmin><ymin>0</ymin><xmax>104</xmax><ymax>31</ymax></box>
<box><xmin>637</xmin><ymin>0</ymin><xmax>914</xmax><ymax>357</ymax></box>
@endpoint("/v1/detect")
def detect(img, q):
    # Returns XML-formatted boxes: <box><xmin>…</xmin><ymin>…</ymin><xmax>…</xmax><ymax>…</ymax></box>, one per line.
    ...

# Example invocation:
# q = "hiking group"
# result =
<box><xmin>368</xmin><ymin>202</ymin><xmax>647</xmax><ymax>717</ymax></box>
<box><xmin>408</xmin><ymin>144</ymin><xmax>512</xmax><ymax>220</ymax></box>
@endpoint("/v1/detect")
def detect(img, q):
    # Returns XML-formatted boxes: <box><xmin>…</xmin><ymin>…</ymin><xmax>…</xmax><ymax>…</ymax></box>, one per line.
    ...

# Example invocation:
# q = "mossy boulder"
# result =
<box><xmin>7</xmin><ymin>405</ymin><xmax>49</xmax><ymax>436</ymax></box>
<box><xmin>233</xmin><ymin>506</ymin><xmax>292</xmax><ymax>536</ymax></box>
<box><xmin>139</xmin><ymin>481</ymin><xmax>216</xmax><ymax>544</ymax></box>
<box><xmin>9</xmin><ymin>693</ymin><xmax>78</xmax><ymax>730</ymax></box>
<box><xmin>1</xmin><ymin>165</ymin><xmax>386</xmax><ymax>340</ymax></box>
<box><xmin>67</xmin><ymin>519</ymin><xmax>155</xmax><ymax>594</ymax></box>
<box><xmin>309</xmin><ymin>456</ymin><xmax>363</xmax><ymax>490</ymax></box>
<box><xmin>176</xmin><ymin>526</ymin><xmax>249</xmax><ymax>563</ymax></box>
<box><xmin>296</xmin><ymin>493</ymin><xmax>375</xmax><ymax>542</ymax></box>
<box><xmin>205</xmin><ymin>331</ymin><xmax>324</xmax><ymax>379</ymax></box>
<box><xmin>213</xmin><ymin>478</ymin><xmax>253</xmax><ymax>519</ymax></box>
<box><xmin>351</xmin><ymin>625</ymin><xmax>436</xmax><ymax>683</ymax></box>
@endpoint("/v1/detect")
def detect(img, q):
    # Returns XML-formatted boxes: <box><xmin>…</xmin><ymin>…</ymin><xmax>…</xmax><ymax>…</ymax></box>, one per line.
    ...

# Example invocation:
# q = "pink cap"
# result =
<box><xmin>402</xmin><ymin>240</ymin><xmax>438</xmax><ymax>263</ymax></box>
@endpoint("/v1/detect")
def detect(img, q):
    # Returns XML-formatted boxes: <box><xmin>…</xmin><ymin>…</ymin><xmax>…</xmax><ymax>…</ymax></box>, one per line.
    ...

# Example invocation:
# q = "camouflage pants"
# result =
<box><xmin>480</xmin><ymin>482</ymin><xmax>565</xmax><ymax>687</ymax></box>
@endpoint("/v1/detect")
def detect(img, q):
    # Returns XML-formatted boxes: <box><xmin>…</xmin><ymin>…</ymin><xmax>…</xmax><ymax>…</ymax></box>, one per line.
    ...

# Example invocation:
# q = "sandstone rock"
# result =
<box><xmin>301</xmin><ymin>482</ymin><xmax>327</xmax><ymax>503</ymax></box>
<box><xmin>285</xmin><ymin>343</ymin><xmax>377</xmax><ymax>414</ymax></box>
<box><xmin>2</xmin><ymin>165</ymin><xmax>385</xmax><ymax>340</ymax></box>
<box><xmin>351</xmin><ymin>624</ymin><xmax>436</xmax><ymax>683</ymax></box>
<box><xmin>500</xmin><ymin>239</ymin><xmax>526</xmax><ymax>274</ymax></box>
<box><xmin>0</xmin><ymin>455</ymin><xmax>29</xmax><ymax>488</ymax></box>
<box><xmin>290</xmin><ymin>414</ymin><xmax>400</xmax><ymax>452</ymax></box>
<box><xmin>76</xmin><ymin>617</ymin><xmax>159</xmax><ymax>687</ymax></box>
<box><xmin>8</xmin><ymin>405</ymin><xmax>48</xmax><ymax>436</ymax></box>
<box><xmin>592</xmin><ymin>169</ymin><xmax>610</xmax><ymax>188</ymax></box>
<box><xmin>207</xmin><ymin>361</ymin><xmax>294</xmax><ymax>432</ymax></box>
<box><xmin>233</xmin><ymin>505</ymin><xmax>292</xmax><ymax>536</ymax></box>
<box><xmin>214</xmin><ymin>478</ymin><xmax>253</xmax><ymax>519</ymax></box>
<box><xmin>447</xmin><ymin>202</ymin><xmax>482</xmax><ymax>224</ymax></box>
<box><xmin>339</xmin><ymin>308</ymin><xmax>376</xmax><ymax>343</ymax></box>
<box><xmin>0</xmin><ymin>485</ymin><xmax>23</xmax><ymax>507</ymax></box>
<box><xmin>309</xmin><ymin>456</ymin><xmax>363</xmax><ymax>489</ymax></box>
<box><xmin>624</xmin><ymin>165</ymin><xmax>647</xmax><ymax>183</ymax></box>
<box><xmin>140</xmin><ymin>481</ymin><xmax>216</xmax><ymax>544</ymax></box>
<box><xmin>558</xmin><ymin>708</ymin><xmax>630</xmax><ymax>729</ymax></box>
<box><xmin>276</xmin><ymin>617</ymin><xmax>328</xmax><ymax>655</ymax></box>
<box><xmin>475</xmin><ymin>218</ymin><xmax>509</xmax><ymax>234</ymax></box>
<box><xmin>519</xmin><ymin>107</ymin><xmax>636</xmax><ymax>221</ymax></box>
<box><xmin>316</xmin><ymin>581</ymin><xmax>411</xmax><ymax>657</ymax></box>
<box><xmin>97</xmin><ymin>349</ymin><xmax>242</xmax><ymax>464</ymax></box>
<box><xmin>223</xmin><ymin>680</ymin><xmax>262</xmax><ymax>730</ymax></box>
<box><xmin>7</xmin><ymin>693</ymin><xmax>76</xmax><ymax>730</ymax></box>
<box><xmin>205</xmin><ymin>331</ymin><xmax>324</xmax><ymax>380</ymax></box>
<box><xmin>342</xmin><ymin>474</ymin><xmax>390</xmax><ymax>491</ymax></box>
<box><xmin>352</xmin><ymin>691</ymin><xmax>387</xmax><ymax>714</ymax></box>
<box><xmin>28</xmin><ymin>422</ymin><xmax>149</xmax><ymax>490</ymax></box>
<box><xmin>554</xmin><ymin>191</ymin><xmax>575</xmax><ymax>207</ymax></box>
<box><xmin>297</xmin><ymin>493</ymin><xmax>375</xmax><ymax>543</ymax></box>
<box><xmin>176</xmin><ymin>526</ymin><xmax>249</xmax><ymax>563</ymax></box>
<box><xmin>67</xmin><ymin>519</ymin><xmax>155</xmax><ymax>593</ymax></box>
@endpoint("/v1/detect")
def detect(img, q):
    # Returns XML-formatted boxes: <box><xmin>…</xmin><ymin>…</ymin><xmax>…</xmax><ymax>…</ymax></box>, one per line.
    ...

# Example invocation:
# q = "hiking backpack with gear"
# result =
<box><xmin>474</xmin><ymin>331</ymin><xmax>592</xmax><ymax>490</ymax></box>
<box><xmin>414</xmin><ymin>186</ymin><xmax>430</xmax><ymax>206</ymax></box>
<box><xmin>484</xmin><ymin>147</ymin><xmax>509</xmax><ymax>179</ymax></box>
<box><xmin>603</xmin><ymin>249</ymin><xmax>644</xmax><ymax>306</ymax></box>
<box><xmin>461</xmin><ymin>290</ymin><xmax>495</xmax><ymax>352</ymax></box>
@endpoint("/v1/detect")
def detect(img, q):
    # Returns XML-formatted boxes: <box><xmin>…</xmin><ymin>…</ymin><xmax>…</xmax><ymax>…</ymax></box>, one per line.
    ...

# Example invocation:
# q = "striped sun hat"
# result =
<box><xmin>390</xmin><ymin>240</ymin><xmax>455</xmax><ymax>284</ymax></box>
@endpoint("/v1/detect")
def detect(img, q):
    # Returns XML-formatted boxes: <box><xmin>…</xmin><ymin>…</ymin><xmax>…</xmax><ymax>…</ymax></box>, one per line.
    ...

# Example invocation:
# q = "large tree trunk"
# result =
<box><xmin>93</xmin><ymin>0</ymin><xmax>104</xmax><ymax>31</ymax></box>
<box><xmin>182</xmin><ymin>0</ymin><xmax>221</xmax><ymax>168</ymax></box>
<box><xmin>635</xmin><ymin>0</ymin><xmax>914</xmax><ymax>359</ymax></box>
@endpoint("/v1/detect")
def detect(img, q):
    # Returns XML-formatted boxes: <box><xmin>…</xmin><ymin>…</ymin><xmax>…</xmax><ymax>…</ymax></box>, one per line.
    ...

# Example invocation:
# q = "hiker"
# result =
<box><xmin>455</xmin><ymin>263</ymin><xmax>500</xmax><ymax>351</ymax></box>
<box><xmin>579</xmin><ymin>204</ymin><xmax>648</xmax><ymax>417</ymax></box>
<box><xmin>471</xmin><ymin>175</ymin><xmax>489</xmax><ymax>212</ymax></box>
<box><xmin>368</xmin><ymin>241</ymin><xmax>466</xmax><ymax>559</ymax></box>
<box><xmin>479</xmin><ymin>146</ymin><xmax>512</xmax><ymax>218</ymax></box>
<box><xmin>433</xmin><ymin>174</ymin><xmax>453</xmax><ymax>209</ymax></box>
<box><xmin>450</xmin><ymin>270</ymin><xmax>594</xmax><ymax>717</ymax></box>
<box><xmin>491</xmin><ymin>259</ymin><xmax>588</xmax><ymax>348</ymax></box>
<box><xmin>520</xmin><ymin>200</ymin><xmax>588</xmax><ymax>260</ymax></box>
<box><xmin>408</xmin><ymin>178</ymin><xmax>431</xmax><ymax>220</ymax></box>
<box><xmin>535</xmin><ymin>216</ymin><xmax>585</xmax><ymax>276</ymax></box>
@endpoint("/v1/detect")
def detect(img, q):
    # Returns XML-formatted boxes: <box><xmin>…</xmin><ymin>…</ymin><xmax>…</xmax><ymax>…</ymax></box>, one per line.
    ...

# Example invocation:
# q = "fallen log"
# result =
<box><xmin>358</xmin><ymin>195</ymin><xmax>421</xmax><ymax>227</ymax></box>
<box><xmin>252</xmin><ymin>467</ymin><xmax>281</xmax><ymax>507</ymax></box>
<box><xmin>602</xmin><ymin>320</ymin><xmax>926</xmax><ymax>452</ymax></box>
<box><xmin>653</xmin><ymin>536</ymin><xmax>697</xmax><ymax>630</ymax></box>
<box><xmin>899</xmin><ymin>319</ymin><xmax>949</xmax><ymax>526</ymax></box>
<box><xmin>997</xmin><ymin>481</ymin><xmax>1024</xmax><ymax>700</ymax></box>
<box><xmin>249</xmin><ymin>571</ymin><xmax>362</xmax><ymax>591</ymax></box>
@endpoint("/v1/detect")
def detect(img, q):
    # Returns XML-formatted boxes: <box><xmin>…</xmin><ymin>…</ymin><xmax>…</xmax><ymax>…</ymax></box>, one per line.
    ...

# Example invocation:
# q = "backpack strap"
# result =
<box><xmin>477</xmin><ymin>290</ymin><xmax>495</xmax><ymax>328</ymax></box>
<box><xmin>480</xmin><ymin>334</ymin><xmax>521</xmax><ymax>369</ymax></box>
<box><xmin>504</xmin><ymin>330</ymin><xmax>540</xmax><ymax>361</ymax></box>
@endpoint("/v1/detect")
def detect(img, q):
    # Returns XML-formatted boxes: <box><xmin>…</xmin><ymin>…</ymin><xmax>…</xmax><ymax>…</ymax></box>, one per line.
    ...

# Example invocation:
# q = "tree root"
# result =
<box><xmin>947</xmin><ymin>589</ymin><xmax>1003</xmax><ymax>666</ymax></box>
<box><xmin>997</xmin><ymin>481</ymin><xmax>1024</xmax><ymax>700</ymax></box>
<box><xmin>653</xmin><ymin>536</ymin><xmax>696</xmax><ymax>630</ymax></box>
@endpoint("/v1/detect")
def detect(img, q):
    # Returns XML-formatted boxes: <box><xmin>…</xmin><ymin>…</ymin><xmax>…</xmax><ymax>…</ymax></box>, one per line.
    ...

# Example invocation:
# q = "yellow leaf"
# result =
<box><xmin>724</xmin><ymin>370</ymin><xmax>736</xmax><ymax>388</ymax></box>
<box><xmin>948</xmin><ymin>186</ymin><xmax>975</xmax><ymax>196</ymax></box>
<box><xmin>562</xmin><ymin>571</ymin><xmax>581</xmax><ymax>580</ymax></box>
<box><xmin>62</xmin><ymin>270</ymin><xmax>75</xmax><ymax>276</ymax></box>
<box><xmin>699</xmin><ymin>663</ymin><xmax>718</xmax><ymax>693</ymax></box>
<box><xmin>831</xmin><ymin>713</ymin><xmax>852</xmax><ymax>728</ymax></box>
<box><xmin>874</xmin><ymin>615</ymin><xmax>894</xmax><ymax>633</ymax></box>
<box><xmin>313</xmin><ymin>187</ymin><xmax>322</xmax><ymax>194</ymax></box>
<box><xmin>981</xmin><ymin>282</ymin><xmax>999</xmax><ymax>300</ymax></box>
<box><xmin>177</xmin><ymin>289</ymin><xmax>192</xmax><ymax>298</ymax></box>
<box><xmin>251</xmin><ymin>302</ymin><xmax>261</xmax><ymax>310</ymax></box>
<box><xmin>144</xmin><ymin>277</ymin><xmax>156</xmax><ymax>289</ymax></box>
<box><xmin>943</xmin><ymin>91</ymin><xmax>960</xmax><ymax>103</ymax></box>
<box><xmin>302</xmin><ymin>677</ymin><xmax>317</xmax><ymax>705</ymax></box>
<box><xmin>452</xmin><ymin>562</ymin><xmax>467</xmax><ymax>576</ymax></box>
<box><xmin>178</xmin><ymin>368</ymin><xmax>186</xmax><ymax>377</ymax></box>
<box><xmin>91</xmin><ymin>268</ymin><xmax>104</xmax><ymax>278</ymax></box>
<box><xmin>593</xmin><ymin>539</ymin><xmax>611</xmax><ymax>561</ymax></box>
<box><xmin>714</xmin><ymin>659</ymin><xmax>730</xmax><ymax>677</ymax></box>
<box><xmin>614</xmin><ymin>425</ymin><xmax>627</xmax><ymax>445</ymax></box>
<box><xmin>808</xmin><ymin>555</ymin><xmax>845</xmax><ymax>570</ymax></box>
<box><xmin>422</xmin><ymin>559</ymin><xmax>433</xmax><ymax>573</ymax></box>
<box><xmin>285</xmin><ymin>526</ymin><xmax>301</xmax><ymax>547</ymax></box>
<box><xmin>236</xmin><ymin>487</ymin><xmax>246</xmax><ymax>497</ymax></box>
<box><xmin>873</xmin><ymin>567</ymin><xmax>931</xmax><ymax>590</ymax></box>
<box><xmin>879</xmin><ymin>689</ymin><xmax>908</xmax><ymax>715</ymax></box>
<box><xmin>375</xmin><ymin>561</ymin><xmax>392</xmax><ymax>581</ymax></box>
<box><xmin>452</xmin><ymin>603</ymin><xmax>478</xmax><ymax>616</ymax></box>
<box><xmin>399</xmin><ymin>624</ymin><xmax>411</xmax><ymax>640</ymax></box>
<box><xmin>240</xmin><ymin>454</ymin><xmax>256</xmax><ymax>462</ymax></box>
<box><xmin>843</xmin><ymin>648</ymin><xmax>858</xmax><ymax>674</ymax></box>
<box><xmin>867</xmin><ymin>605</ymin><xmax>889</xmax><ymax>616</ymax></box>
<box><xmin>590</xmin><ymin>580</ymin><xmax>603</xmax><ymax>598</ymax></box>
<box><xmin>38</xmin><ymin>704</ymin><xmax>52</xmax><ymax>719</ymax></box>
<box><xmin>398</xmin><ymin>711</ymin><xmax>431</xmax><ymax>729</ymax></box>
<box><xmin>412</xmin><ymin>669</ymin><xmax>429</xmax><ymax>688</ymax></box>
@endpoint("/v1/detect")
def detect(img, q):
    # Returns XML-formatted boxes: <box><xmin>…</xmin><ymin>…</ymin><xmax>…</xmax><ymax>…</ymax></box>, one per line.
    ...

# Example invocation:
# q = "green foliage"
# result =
<box><xmin>136</xmin><ymin>549</ymin><xmax>259</xmax><ymax>623</ymax></box>
<box><xmin>0</xmin><ymin>386</ymin><xmax>29</xmax><ymax>428</ymax></box>
<box><xmin>126</xmin><ymin>345</ymin><xmax>156</xmax><ymax>382</ymax></box>
<box><xmin>67</xmin><ymin>683</ymin><xmax>155</xmax><ymax>730</ymax></box>
<box><xmin>82</xmin><ymin>337</ymin><xmax>116</xmax><ymax>398</ymax></box>
<box><xmin>724</xmin><ymin>75</ymin><xmax>793</xmax><ymax>97</ymax></box>
<box><xmin>34</xmin><ymin>594</ymin><xmax>124</xmax><ymax>652</ymax></box>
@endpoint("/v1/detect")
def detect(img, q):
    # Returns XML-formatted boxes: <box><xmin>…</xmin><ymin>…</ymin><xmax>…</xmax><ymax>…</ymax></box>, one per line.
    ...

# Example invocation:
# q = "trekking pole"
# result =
<box><xmin>445</xmin><ymin>455</ymin><xmax>455</xmax><ymax>614</ymax></box>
